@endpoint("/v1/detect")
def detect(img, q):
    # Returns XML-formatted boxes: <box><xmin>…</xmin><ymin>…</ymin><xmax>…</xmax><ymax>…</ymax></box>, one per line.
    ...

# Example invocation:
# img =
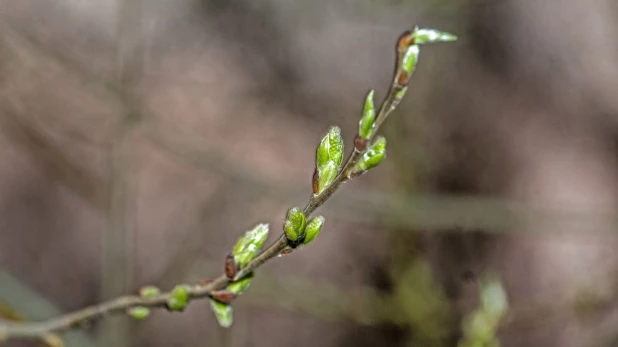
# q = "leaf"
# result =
<box><xmin>227</xmin><ymin>275</ymin><xmax>253</xmax><ymax>295</ymax></box>
<box><xmin>232</xmin><ymin>223</ymin><xmax>270</xmax><ymax>268</ymax></box>
<box><xmin>302</xmin><ymin>216</ymin><xmax>324</xmax><ymax>246</ymax></box>
<box><xmin>413</xmin><ymin>28</ymin><xmax>457</xmax><ymax>44</ymax></box>
<box><xmin>209</xmin><ymin>299</ymin><xmax>233</xmax><ymax>328</ymax></box>
<box><xmin>402</xmin><ymin>45</ymin><xmax>419</xmax><ymax>76</ymax></box>
<box><xmin>283</xmin><ymin>207</ymin><xmax>306</xmax><ymax>242</ymax></box>
<box><xmin>358</xmin><ymin>90</ymin><xmax>376</xmax><ymax>139</ymax></box>
<box><xmin>354</xmin><ymin>136</ymin><xmax>387</xmax><ymax>172</ymax></box>
<box><xmin>316</xmin><ymin>126</ymin><xmax>343</xmax><ymax>169</ymax></box>
<box><xmin>317</xmin><ymin>162</ymin><xmax>338</xmax><ymax>194</ymax></box>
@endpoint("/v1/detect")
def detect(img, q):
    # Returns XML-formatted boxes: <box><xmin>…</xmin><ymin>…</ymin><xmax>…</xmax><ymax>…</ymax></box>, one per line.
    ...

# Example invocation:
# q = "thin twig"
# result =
<box><xmin>0</xmin><ymin>30</ymin><xmax>427</xmax><ymax>341</ymax></box>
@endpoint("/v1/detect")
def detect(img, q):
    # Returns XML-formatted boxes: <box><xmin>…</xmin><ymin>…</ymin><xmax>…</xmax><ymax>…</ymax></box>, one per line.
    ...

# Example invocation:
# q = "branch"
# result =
<box><xmin>0</xmin><ymin>28</ymin><xmax>456</xmax><ymax>342</ymax></box>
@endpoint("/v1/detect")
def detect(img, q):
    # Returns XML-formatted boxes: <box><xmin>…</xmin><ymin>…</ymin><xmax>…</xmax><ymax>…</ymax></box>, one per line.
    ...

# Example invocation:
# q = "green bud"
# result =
<box><xmin>209</xmin><ymin>299</ymin><xmax>233</xmax><ymax>328</ymax></box>
<box><xmin>139</xmin><ymin>286</ymin><xmax>160</xmax><ymax>299</ymax></box>
<box><xmin>480</xmin><ymin>278</ymin><xmax>508</xmax><ymax>321</ymax></box>
<box><xmin>302</xmin><ymin>216</ymin><xmax>324</xmax><ymax>246</ymax></box>
<box><xmin>317</xmin><ymin>161</ymin><xmax>338</xmax><ymax>194</ymax></box>
<box><xmin>358</xmin><ymin>90</ymin><xmax>376</xmax><ymax>139</ymax></box>
<box><xmin>355</xmin><ymin>136</ymin><xmax>386</xmax><ymax>172</ymax></box>
<box><xmin>284</xmin><ymin>207</ymin><xmax>306</xmax><ymax>242</ymax></box>
<box><xmin>315</xmin><ymin>126</ymin><xmax>344</xmax><ymax>193</ymax></box>
<box><xmin>402</xmin><ymin>45</ymin><xmax>419</xmax><ymax>76</ymax></box>
<box><xmin>127</xmin><ymin>306</ymin><xmax>150</xmax><ymax>320</ymax></box>
<box><xmin>167</xmin><ymin>285</ymin><xmax>189</xmax><ymax>311</ymax></box>
<box><xmin>412</xmin><ymin>27</ymin><xmax>457</xmax><ymax>44</ymax></box>
<box><xmin>227</xmin><ymin>275</ymin><xmax>253</xmax><ymax>295</ymax></box>
<box><xmin>316</xmin><ymin>126</ymin><xmax>344</xmax><ymax>168</ymax></box>
<box><xmin>232</xmin><ymin>223</ymin><xmax>269</xmax><ymax>268</ymax></box>
<box><xmin>394</xmin><ymin>86</ymin><xmax>408</xmax><ymax>101</ymax></box>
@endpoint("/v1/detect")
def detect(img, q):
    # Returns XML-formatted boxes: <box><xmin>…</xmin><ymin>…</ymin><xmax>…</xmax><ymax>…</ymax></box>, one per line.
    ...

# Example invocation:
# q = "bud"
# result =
<box><xmin>412</xmin><ymin>28</ymin><xmax>457</xmax><ymax>44</ymax></box>
<box><xmin>227</xmin><ymin>275</ymin><xmax>253</xmax><ymax>295</ymax></box>
<box><xmin>358</xmin><ymin>90</ymin><xmax>376</xmax><ymax>139</ymax></box>
<box><xmin>139</xmin><ymin>286</ymin><xmax>160</xmax><ymax>299</ymax></box>
<box><xmin>354</xmin><ymin>136</ymin><xmax>386</xmax><ymax>172</ymax></box>
<box><xmin>480</xmin><ymin>277</ymin><xmax>508</xmax><ymax>321</ymax></box>
<box><xmin>302</xmin><ymin>216</ymin><xmax>325</xmax><ymax>246</ymax></box>
<box><xmin>314</xmin><ymin>126</ymin><xmax>344</xmax><ymax>194</ymax></box>
<box><xmin>127</xmin><ymin>306</ymin><xmax>150</xmax><ymax>320</ymax></box>
<box><xmin>167</xmin><ymin>285</ymin><xmax>190</xmax><ymax>311</ymax></box>
<box><xmin>402</xmin><ymin>45</ymin><xmax>419</xmax><ymax>77</ymax></box>
<box><xmin>283</xmin><ymin>207</ymin><xmax>306</xmax><ymax>242</ymax></box>
<box><xmin>209</xmin><ymin>299</ymin><xmax>233</xmax><ymax>328</ymax></box>
<box><xmin>232</xmin><ymin>223</ymin><xmax>269</xmax><ymax>268</ymax></box>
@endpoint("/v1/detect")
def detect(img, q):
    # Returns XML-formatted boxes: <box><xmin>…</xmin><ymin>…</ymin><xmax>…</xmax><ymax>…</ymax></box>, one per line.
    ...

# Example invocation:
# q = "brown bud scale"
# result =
<box><xmin>312</xmin><ymin>169</ymin><xmax>320</xmax><ymax>194</ymax></box>
<box><xmin>396</xmin><ymin>71</ymin><xmax>410</xmax><ymax>86</ymax></box>
<box><xmin>224</xmin><ymin>254</ymin><xmax>237</xmax><ymax>279</ymax></box>
<box><xmin>211</xmin><ymin>290</ymin><xmax>236</xmax><ymax>304</ymax></box>
<box><xmin>397</xmin><ymin>31</ymin><xmax>414</xmax><ymax>52</ymax></box>
<box><xmin>354</xmin><ymin>135</ymin><xmax>368</xmax><ymax>151</ymax></box>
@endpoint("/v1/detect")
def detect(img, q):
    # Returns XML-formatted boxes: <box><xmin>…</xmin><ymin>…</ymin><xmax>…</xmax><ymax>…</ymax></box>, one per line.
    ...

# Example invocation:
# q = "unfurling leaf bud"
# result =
<box><xmin>354</xmin><ymin>136</ymin><xmax>386</xmax><ymax>172</ymax></box>
<box><xmin>209</xmin><ymin>299</ymin><xmax>233</xmax><ymax>328</ymax></box>
<box><xmin>302</xmin><ymin>216</ymin><xmax>325</xmax><ymax>246</ymax></box>
<box><xmin>284</xmin><ymin>207</ymin><xmax>306</xmax><ymax>242</ymax></box>
<box><xmin>232</xmin><ymin>223</ymin><xmax>269</xmax><ymax>269</ymax></box>
<box><xmin>402</xmin><ymin>45</ymin><xmax>419</xmax><ymax>77</ymax></box>
<box><xmin>128</xmin><ymin>306</ymin><xmax>150</xmax><ymax>320</ymax></box>
<box><xmin>412</xmin><ymin>28</ymin><xmax>457</xmax><ymax>44</ymax></box>
<box><xmin>317</xmin><ymin>162</ymin><xmax>338</xmax><ymax>194</ymax></box>
<box><xmin>227</xmin><ymin>275</ymin><xmax>253</xmax><ymax>295</ymax></box>
<box><xmin>314</xmin><ymin>126</ymin><xmax>344</xmax><ymax>194</ymax></box>
<box><xmin>139</xmin><ymin>286</ymin><xmax>160</xmax><ymax>299</ymax></box>
<box><xmin>358</xmin><ymin>90</ymin><xmax>376</xmax><ymax>139</ymax></box>
<box><xmin>167</xmin><ymin>285</ymin><xmax>190</xmax><ymax>311</ymax></box>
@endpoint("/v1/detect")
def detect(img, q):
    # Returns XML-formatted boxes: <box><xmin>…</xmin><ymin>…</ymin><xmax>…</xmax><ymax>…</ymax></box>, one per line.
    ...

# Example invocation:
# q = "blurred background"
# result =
<box><xmin>2</xmin><ymin>0</ymin><xmax>618</xmax><ymax>346</ymax></box>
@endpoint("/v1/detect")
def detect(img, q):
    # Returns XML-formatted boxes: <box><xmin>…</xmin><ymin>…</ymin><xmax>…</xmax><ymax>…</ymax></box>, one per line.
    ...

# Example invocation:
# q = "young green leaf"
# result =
<box><xmin>302</xmin><ymin>216</ymin><xmax>325</xmax><ymax>246</ymax></box>
<box><xmin>317</xmin><ymin>162</ymin><xmax>338</xmax><ymax>194</ymax></box>
<box><xmin>314</xmin><ymin>126</ymin><xmax>344</xmax><ymax>193</ymax></box>
<box><xmin>402</xmin><ymin>45</ymin><xmax>419</xmax><ymax>76</ymax></box>
<box><xmin>227</xmin><ymin>275</ymin><xmax>253</xmax><ymax>295</ymax></box>
<box><xmin>209</xmin><ymin>299</ymin><xmax>233</xmax><ymax>328</ymax></box>
<box><xmin>127</xmin><ymin>306</ymin><xmax>150</xmax><ymax>320</ymax></box>
<box><xmin>283</xmin><ymin>207</ymin><xmax>306</xmax><ymax>242</ymax></box>
<box><xmin>232</xmin><ymin>223</ymin><xmax>269</xmax><ymax>268</ymax></box>
<box><xmin>355</xmin><ymin>136</ymin><xmax>387</xmax><ymax>172</ymax></box>
<box><xmin>413</xmin><ymin>28</ymin><xmax>457</xmax><ymax>44</ymax></box>
<box><xmin>358</xmin><ymin>90</ymin><xmax>376</xmax><ymax>139</ymax></box>
<box><xmin>139</xmin><ymin>286</ymin><xmax>160</xmax><ymax>299</ymax></box>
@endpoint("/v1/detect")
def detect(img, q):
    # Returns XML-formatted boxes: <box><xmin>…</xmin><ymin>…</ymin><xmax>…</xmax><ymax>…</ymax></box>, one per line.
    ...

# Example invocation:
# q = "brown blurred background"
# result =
<box><xmin>2</xmin><ymin>0</ymin><xmax>618</xmax><ymax>346</ymax></box>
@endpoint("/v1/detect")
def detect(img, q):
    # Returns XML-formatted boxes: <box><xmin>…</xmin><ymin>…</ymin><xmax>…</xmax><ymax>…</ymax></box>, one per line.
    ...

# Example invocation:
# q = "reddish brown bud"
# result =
<box><xmin>224</xmin><ymin>254</ymin><xmax>237</xmax><ymax>279</ymax></box>
<box><xmin>354</xmin><ymin>135</ymin><xmax>368</xmax><ymax>151</ymax></box>
<box><xmin>396</xmin><ymin>71</ymin><xmax>410</xmax><ymax>86</ymax></box>
<box><xmin>397</xmin><ymin>31</ymin><xmax>414</xmax><ymax>52</ymax></box>
<box><xmin>211</xmin><ymin>290</ymin><xmax>236</xmax><ymax>304</ymax></box>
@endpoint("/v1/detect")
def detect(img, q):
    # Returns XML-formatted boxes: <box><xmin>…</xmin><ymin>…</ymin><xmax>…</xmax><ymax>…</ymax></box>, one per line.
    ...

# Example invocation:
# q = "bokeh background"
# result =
<box><xmin>2</xmin><ymin>0</ymin><xmax>618</xmax><ymax>346</ymax></box>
